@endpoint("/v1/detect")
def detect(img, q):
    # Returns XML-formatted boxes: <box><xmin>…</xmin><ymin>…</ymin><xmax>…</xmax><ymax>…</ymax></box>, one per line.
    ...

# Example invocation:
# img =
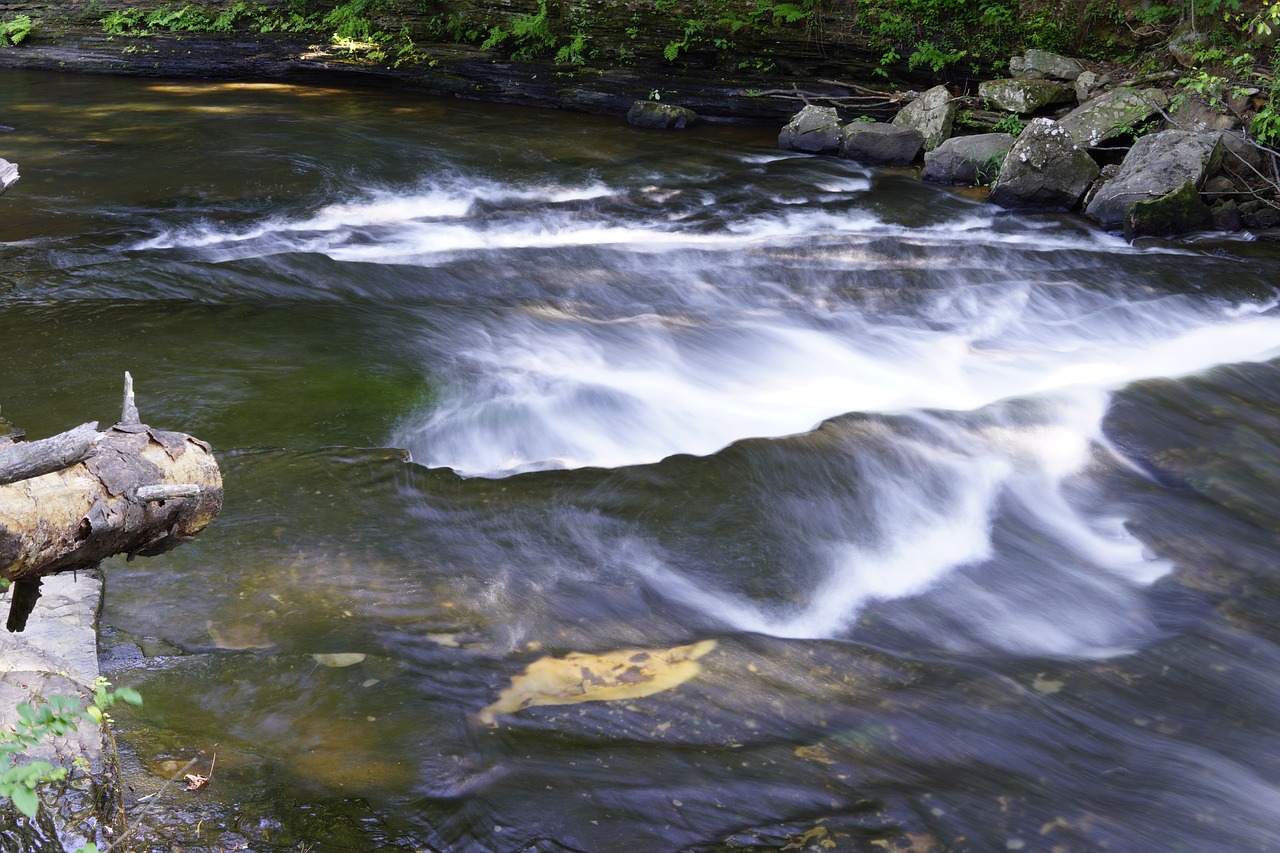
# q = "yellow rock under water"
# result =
<box><xmin>478</xmin><ymin>639</ymin><xmax>718</xmax><ymax>726</ymax></box>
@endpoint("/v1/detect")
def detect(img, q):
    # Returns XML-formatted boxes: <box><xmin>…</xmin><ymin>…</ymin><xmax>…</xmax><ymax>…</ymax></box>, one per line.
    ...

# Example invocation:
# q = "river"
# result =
<box><xmin>3</xmin><ymin>69</ymin><xmax>1280</xmax><ymax>852</ymax></box>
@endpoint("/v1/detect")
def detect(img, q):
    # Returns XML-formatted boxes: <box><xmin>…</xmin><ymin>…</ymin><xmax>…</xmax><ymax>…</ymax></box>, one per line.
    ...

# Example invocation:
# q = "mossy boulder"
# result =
<box><xmin>627</xmin><ymin>101</ymin><xmax>698</xmax><ymax>129</ymax></box>
<box><xmin>1123</xmin><ymin>180</ymin><xmax>1212</xmax><ymax>239</ymax></box>
<box><xmin>1085</xmin><ymin>129</ymin><xmax>1223</xmax><ymax>229</ymax></box>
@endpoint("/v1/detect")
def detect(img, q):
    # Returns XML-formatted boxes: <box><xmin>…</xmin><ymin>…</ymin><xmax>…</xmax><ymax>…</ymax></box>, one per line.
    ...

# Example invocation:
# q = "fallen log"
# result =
<box><xmin>0</xmin><ymin>373</ymin><xmax>223</xmax><ymax>631</ymax></box>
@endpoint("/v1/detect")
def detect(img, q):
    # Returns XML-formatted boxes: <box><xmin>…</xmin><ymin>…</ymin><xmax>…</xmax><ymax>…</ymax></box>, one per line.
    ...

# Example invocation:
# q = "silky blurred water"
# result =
<box><xmin>3</xmin><ymin>70</ymin><xmax>1280</xmax><ymax>851</ymax></box>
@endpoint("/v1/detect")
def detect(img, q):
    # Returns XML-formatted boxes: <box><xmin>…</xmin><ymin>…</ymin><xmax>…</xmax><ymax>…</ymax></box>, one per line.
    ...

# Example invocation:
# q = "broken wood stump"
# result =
<box><xmin>0</xmin><ymin>373</ymin><xmax>223</xmax><ymax>631</ymax></box>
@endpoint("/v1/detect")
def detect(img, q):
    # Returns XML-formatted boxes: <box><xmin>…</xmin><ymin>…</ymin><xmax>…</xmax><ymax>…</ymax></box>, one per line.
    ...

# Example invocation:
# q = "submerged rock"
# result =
<box><xmin>989</xmin><ymin>118</ymin><xmax>1099</xmax><ymax>210</ymax></box>
<box><xmin>839</xmin><ymin>121</ymin><xmax>923</xmax><ymax>166</ymax></box>
<box><xmin>922</xmin><ymin>133</ymin><xmax>1015</xmax><ymax>185</ymax></box>
<box><xmin>1085</xmin><ymin>129</ymin><xmax>1223</xmax><ymax>229</ymax></box>
<box><xmin>891</xmin><ymin>84</ymin><xmax>955</xmax><ymax>151</ymax></box>
<box><xmin>779</xmin><ymin>104</ymin><xmax>842</xmax><ymax>153</ymax></box>
<box><xmin>627</xmin><ymin>100</ymin><xmax>698</xmax><ymax>129</ymax></box>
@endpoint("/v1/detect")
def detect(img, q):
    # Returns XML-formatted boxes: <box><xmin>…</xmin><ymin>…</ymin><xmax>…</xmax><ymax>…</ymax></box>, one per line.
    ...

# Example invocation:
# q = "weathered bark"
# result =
<box><xmin>0</xmin><ymin>374</ymin><xmax>223</xmax><ymax>631</ymax></box>
<box><xmin>0</xmin><ymin>421</ymin><xmax>99</xmax><ymax>486</ymax></box>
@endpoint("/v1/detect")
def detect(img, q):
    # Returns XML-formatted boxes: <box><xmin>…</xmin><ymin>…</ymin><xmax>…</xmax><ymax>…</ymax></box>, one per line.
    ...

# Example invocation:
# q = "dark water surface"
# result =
<box><xmin>4</xmin><ymin>69</ymin><xmax>1280</xmax><ymax>851</ymax></box>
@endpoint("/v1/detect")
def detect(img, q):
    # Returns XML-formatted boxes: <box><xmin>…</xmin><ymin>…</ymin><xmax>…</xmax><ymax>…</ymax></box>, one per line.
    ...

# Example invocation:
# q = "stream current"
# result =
<box><xmin>4</xmin><ymin>71</ymin><xmax>1280</xmax><ymax>851</ymax></box>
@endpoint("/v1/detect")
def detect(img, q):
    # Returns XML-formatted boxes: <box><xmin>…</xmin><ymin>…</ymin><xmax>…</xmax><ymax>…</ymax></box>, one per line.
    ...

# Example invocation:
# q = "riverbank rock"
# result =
<box><xmin>1009</xmin><ymin>49</ymin><xmax>1084</xmax><ymax>81</ymax></box>
<box><xmin>1169</xmin><ymin>94</ymin><xmax>1241</xmax><ymax>133</ymax></box>
<box><xmin>839</xmin><ymin>121</ymin><xmax>923</xmax><ymax>166</ymax></box>
<box><xmin>1074</xmin><ymin>70</ymin><xmax>1109</xmax><ymax>102</ymax></box>
<box><xmin>989</xmin><ymin>118</ymin><xmax>1100</xmax><ymax>210</ymax></box>
<box><xmin>1123</xmin><ymin>179</ymin><xmax>1212</xmax><ymax>238</ymax></box>
<box><xmin>892</xmin><ymin>85</ymin><xmax>955</xmax><ymax>151</ymax></box>
<box><xmin>0</xmin><ymin>158</ymin><xmax>16</xmax><ymax>195</ymax></box>
<box><xmin>979</xmin><ymin>78</ymin><xmax>1075</xmax><ymax>114</ymax></box>
<box><xmin>0</xmin><ymin>571</ymin><xmax>121</xmax><ymax>853</ymax></box>
<box><xmin>1059</xmin><ymin>87</ymin><xmax>1169</xmax><ymax>147</ymax></box>
<box><xmin>1085</xmin><ymin>129</ymin><xmax>1223</xmax><ymax>229</ymax></box>
<box><xmin>778</xmin><ymin>105</ymin><xmax>842</xmax><ymax>153</ymax></box>
<box><xmin>922</xmin><ymin>133</ymin><xmax>1015</xmax><ymax>185</ymax></box>
<box><xmin>627</xmin><ymin>100</ymin><xmax>698</xmax><ymax>129</ymax></box>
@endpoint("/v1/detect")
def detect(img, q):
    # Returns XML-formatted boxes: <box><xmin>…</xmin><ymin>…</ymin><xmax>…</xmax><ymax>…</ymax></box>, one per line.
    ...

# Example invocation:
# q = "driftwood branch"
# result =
<box><xmin>747</xmin><ymin>81</ymin><xmax>904</xmax><ymax>117</ymax></box>
<box><xmin>0</xmin><ymin>374</ymin><xmax>223</xmax><ymax>631</ymax></box>
<box><xmin>0</xmin><ymin>422</ymin><xmax>100</xmax><ymax>486</ymax></box>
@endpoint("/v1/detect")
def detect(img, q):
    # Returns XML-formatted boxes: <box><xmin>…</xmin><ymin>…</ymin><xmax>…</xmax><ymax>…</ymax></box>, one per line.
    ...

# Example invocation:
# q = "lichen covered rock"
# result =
<box><xmin>779</xmin><ymin>104</ymin><xmax>843</xmax><ymax>153</ymax></box>
<box><xmin>979</xmin><ymin>78</ymin><xmax>1075</xmax><ymax>114</ymax></box>
<box><xmin>988</xmin><ymin>118</ymin><xmax>1099</xmax><ymax>210</ymax></box>
<box><xmin>892</xmin><ymin>85</ymin><xmax>955</xmax><ymax>151</ymax></box>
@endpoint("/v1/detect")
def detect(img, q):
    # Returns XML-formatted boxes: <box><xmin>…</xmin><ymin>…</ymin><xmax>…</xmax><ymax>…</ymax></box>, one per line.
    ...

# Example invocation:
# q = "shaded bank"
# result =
<box><xmin>0</xmin><ymin>0</ymin><xmax>1141</xmax><ymax>122</ymax></box>
<box><xmin>0</xmin><ymin>1</ymin><xmax>884</xmax><ymax>123</ymax></box>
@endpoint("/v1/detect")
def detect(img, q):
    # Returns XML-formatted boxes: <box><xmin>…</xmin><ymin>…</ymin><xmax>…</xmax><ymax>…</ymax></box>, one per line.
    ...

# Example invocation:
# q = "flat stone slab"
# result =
<box><xmin>1</xmin><ymin>573</ymin><xmax>103</xmax><ymax>684</ymax></box>
<box><xmin>0</xmin><ymin>571</ymin><xmax>116</xmax><ymax>853</ymax></box>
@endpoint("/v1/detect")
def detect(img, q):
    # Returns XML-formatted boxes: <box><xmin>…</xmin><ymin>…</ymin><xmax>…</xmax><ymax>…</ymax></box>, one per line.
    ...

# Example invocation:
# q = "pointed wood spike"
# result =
<box><xmin>121</xmin><ymin>371</ymin><xmax>140</xmax><ymax>425</ymax></box>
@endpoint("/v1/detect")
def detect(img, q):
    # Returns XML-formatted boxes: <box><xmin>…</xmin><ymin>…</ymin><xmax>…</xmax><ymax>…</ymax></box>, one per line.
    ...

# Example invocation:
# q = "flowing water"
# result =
<box><xmin>3</xmin><ymin>70</ymin><xmax>1280</xmax><ymax>851</ymax></box>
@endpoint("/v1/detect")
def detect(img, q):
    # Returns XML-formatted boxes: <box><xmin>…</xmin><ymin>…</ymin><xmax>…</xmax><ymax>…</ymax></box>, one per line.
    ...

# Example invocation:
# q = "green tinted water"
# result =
<box><xmin>5</xmin><ymin>70</ymin><xmax>1280</xmax><ymax>852</ymax></box>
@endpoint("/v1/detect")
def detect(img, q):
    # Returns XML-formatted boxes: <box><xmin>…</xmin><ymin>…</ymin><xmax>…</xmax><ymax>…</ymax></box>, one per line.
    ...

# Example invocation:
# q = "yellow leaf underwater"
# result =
<box><xmin>479</xmin><ymin>639</ymin><xmax>718</xmax><ymax>726</ymax></box>
<box><xmin>311</xmin><ymin>653</ymin><xmax>367</xmax><ymax>668</ymax></box>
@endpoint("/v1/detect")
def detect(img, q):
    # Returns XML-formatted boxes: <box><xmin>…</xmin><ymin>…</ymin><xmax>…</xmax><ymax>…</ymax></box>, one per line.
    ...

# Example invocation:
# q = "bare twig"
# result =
<box><xmin>102</xmin><ymin>754</ymin><xmax>201</xmax><ymax>853</ymax></box>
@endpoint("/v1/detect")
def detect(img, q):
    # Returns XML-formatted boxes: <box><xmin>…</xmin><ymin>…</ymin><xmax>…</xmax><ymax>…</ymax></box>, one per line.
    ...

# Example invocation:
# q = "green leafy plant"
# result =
<box><xmin>993</xmin><ymin>112</ymin><xmax>1026</xmax><ymax>136</ymax></box>
<box><xmin>966</xmin><ymin>153</ymin><xmax>1004</xmax><ymax>186</ymax></box>
<box><xmin>0</xmin><ymin>13</ymin><xmax>33</xmax><ymax>46</ymax></box>
<box><xmin>101</xmin><ymin>8</ymin><xmax>147</xmax><ymax>36</ymax></box>
<box><xmin>0</xmin><ymin>678</ymin><xmax>141</xmax><ymax>824</ymax></box>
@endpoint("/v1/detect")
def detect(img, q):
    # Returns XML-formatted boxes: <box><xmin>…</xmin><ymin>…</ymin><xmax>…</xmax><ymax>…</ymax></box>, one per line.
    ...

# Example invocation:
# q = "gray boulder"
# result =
<box><xmin>1085</xmin><ymin>130</ymin><xmax>1223</xmax><ymax>228</ymax></box>
<box><xmin>1058</xmin><ymin>87</ymin><xmax>1169</xmax><ymax>147</ymax></box>
<box><xmin>627</xmin><ymin>101</ymin><xmax>698</xmax><ymax>129</ymax></box>
<box><xmin>892</xmin><ymin>85</ymin><xmax>955</xmax><ymax>151</ymax></box>
<box><xmin>922</xmin><ymin>133</ymin><xmax>1016</xmax><ymax>185</ymax></box>
<box><xmin>1240</xmin><ymin>200</ymin><xmax>1280</xmax><ymax>228</ymax></box>
<box><xmin>779</xmin><ymin>105</ymin><xmax>842</xmax><ymax>153</ymax></box>
<box><xmin>1211</xmin><ymin>198</ymin><xmax>1243</xmax><ymax>231</ymax></box>
<box><xmin>979</xmin><ymin>78</ymin><xmax>1075</xmax><ymax>114</ymax></box>
<box><xmin>839</xmin><ymin>121</ymin><xmax>923</xmax><ymax>166</ymax></box>
<box><xmin>1074</xmin><ymin>70</ymin><xmax>1108</xmax><ymax>103</ymax></box>
<box><xmin>1009</xmin><ymin>49</ymin><xmax>1084</xmax><ymax>81</ymax></box>
<box><xmin>1169</xmin><ymin>94</ymin><xmax>1241</xmax><ymax>134</ymax></box>
<box><xmin>988</xmin><ymin>118</ymin><xmax>1099</xmax><ymax>210</ymax></box>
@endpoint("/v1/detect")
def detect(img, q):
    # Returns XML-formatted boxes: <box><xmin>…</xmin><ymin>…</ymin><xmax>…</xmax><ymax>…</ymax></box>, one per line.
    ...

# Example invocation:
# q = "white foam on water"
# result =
<box><xmin>398</xmin><ymin>283</ymin><xmax>1280</xmax><ymax>653</ymax></box>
